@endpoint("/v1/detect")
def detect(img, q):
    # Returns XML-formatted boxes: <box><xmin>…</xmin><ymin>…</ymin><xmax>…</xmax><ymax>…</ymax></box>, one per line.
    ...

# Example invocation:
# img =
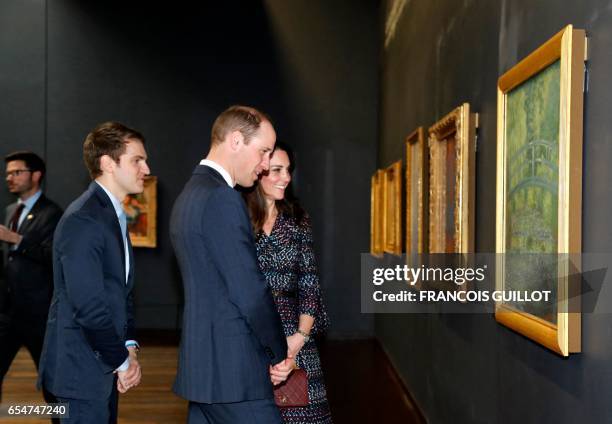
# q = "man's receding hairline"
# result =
<box><xmin>124</xmin><ymin>137</ymin><xmax>144</xmax><ymax>144</ymax></box>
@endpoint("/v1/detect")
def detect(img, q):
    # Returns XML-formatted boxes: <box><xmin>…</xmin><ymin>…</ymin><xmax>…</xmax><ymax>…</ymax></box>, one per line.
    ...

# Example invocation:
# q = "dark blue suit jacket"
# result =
<box><xmin>2</xmin><ymin>195</ymin><xmax>63</xmax><ymax>321</ymax></box>
<box><xmin>39</xmin><ymin>182</ymin><xmax>135</xmax><ymax>400</ymax></box>
<box><xmin>170</xmin><ymin>165</ymin><xmax>287</xmax><ymax>403</ymax></box>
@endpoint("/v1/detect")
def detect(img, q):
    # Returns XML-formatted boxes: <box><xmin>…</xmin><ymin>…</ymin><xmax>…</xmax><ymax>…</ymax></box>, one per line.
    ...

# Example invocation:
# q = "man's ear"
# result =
<box><xmin>227</xmin><ymin>130</ymin><xmax>245</xmax><ymax>152</ymax></box>
<box><xmin>99</xmin><ymin>155</ymin><xmax>116</xmax><ymax>174</ymax></box>
<box><xmin>31</xmin><ymin>170</ymin><xmax>42</xmax><ymax>186</ymax></box>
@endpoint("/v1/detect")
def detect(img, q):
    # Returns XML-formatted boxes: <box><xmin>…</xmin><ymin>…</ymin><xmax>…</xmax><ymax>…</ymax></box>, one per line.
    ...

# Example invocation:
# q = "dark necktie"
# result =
<box><xmin>8</xmin><ymin>203</ymin><xmax>25</xmax><ymax>232</ymax></box>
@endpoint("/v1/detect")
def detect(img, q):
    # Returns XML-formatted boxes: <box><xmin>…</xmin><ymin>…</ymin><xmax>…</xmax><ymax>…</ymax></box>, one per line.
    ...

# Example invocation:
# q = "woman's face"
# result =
<box><xmin>260</xmin><ymin>149</ymin><xmax>291</xmax><ymax>202</ymax></box>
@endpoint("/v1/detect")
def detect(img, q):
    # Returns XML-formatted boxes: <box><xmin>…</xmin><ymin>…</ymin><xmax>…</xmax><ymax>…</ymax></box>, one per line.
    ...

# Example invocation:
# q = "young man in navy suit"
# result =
<box><xmin>171</xmin><ymin>106</ymin><xmax>294</xmax><ymax>423</ymax></box>
<box><xmin>39</xmin><ymin>122</ymin><xmax>148</xmax><ymax>423</ymax></box>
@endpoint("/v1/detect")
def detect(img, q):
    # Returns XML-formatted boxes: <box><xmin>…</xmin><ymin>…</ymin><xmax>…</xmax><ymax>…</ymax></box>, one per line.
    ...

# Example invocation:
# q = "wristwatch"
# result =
<box><xmin>296</xmin><ymin>329</ymin><xmax>310</xmax><ymax>343</ymax></box>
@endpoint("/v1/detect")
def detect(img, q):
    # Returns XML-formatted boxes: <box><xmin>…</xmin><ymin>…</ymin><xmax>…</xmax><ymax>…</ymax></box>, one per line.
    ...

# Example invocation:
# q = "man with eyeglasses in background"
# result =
<box><xmin>0</xmin><ymin>151</ymin><xmax>62</xmax><ymax>421</ymax></box>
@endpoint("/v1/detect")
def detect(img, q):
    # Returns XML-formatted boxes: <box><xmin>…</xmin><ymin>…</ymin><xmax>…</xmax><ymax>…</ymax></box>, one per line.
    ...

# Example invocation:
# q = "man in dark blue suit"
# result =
<box><xmin>0</xmin><ymin>151</ymin><xmax>62</xmax><ymax>422</ymax></box>
<box><xmin>171</xmin><ymin>106</ymin><xmax>294</xmax><ymax>423</ymax></box>
<box><xmin>39</xmin><ymin>122</ymin><xmax>149</xmax><ymax>423</ymax></box>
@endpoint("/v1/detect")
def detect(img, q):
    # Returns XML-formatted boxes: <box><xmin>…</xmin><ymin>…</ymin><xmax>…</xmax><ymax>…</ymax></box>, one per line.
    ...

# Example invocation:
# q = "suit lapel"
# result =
<box><xmin>126</xmin><ymin>233</ymin><xmax>134</xmax><ymax>290</ymax></box>
<box><xmin>16</xmin><ymin>195</ymin><xmax>45</xmax><ymax>234</ymax></box>
<box><xmin>1</xmin><ymin>204</ymin><xmax>15</xmax><ymax>263</ymax></box>
<box><xmin>5</xmin><ymin>203</ymin><xmax>17</xmax><ymax>227</ymax></box>
<box><xmin>90</xmin><ymin>183</ymin><xmax>127</xmax><ymax>285</ymax></box>
<box><xmin>117</xmin><ymin>216</ymin><xmax>127</xmax><ymax>285</ymax></box>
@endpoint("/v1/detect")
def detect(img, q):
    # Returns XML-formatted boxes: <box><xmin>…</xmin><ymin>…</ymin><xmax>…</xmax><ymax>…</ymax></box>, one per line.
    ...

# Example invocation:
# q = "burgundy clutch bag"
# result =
<box><xmin>273</xmin><ymin>368</ymin><xmax>309</xmax><ymax>408</ymax></box>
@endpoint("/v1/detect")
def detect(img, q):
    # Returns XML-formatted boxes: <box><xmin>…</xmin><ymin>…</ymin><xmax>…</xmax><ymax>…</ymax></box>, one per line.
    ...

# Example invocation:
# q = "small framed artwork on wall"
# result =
<box><xmin>428</xmin><ymin>103</ymin><xmax>477</xmax><ymax>254</ymax></box>
<box><xmin>370</xmin><ymin>170</ymin><xmax>384</xmax><ymax>256</ymax></box>
<box><xmin>405</xmin><ymin>127</ymin><xmax>428</xmax><ymax>255</ymax></box>
<box><xmin>123</xmin><ymin>175</ymin><xmax>158</xmax><ymax>248</ymax></box>
<box><xmin>383</xmin><ymin>160</ymin><xmax>402</xmax><ymax>255</ymax></box>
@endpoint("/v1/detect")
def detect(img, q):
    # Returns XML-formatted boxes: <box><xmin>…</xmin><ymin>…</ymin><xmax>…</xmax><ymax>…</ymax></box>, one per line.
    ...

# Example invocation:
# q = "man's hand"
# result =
<box><xmin>269</xmin><ymin>357</ymin><xmax>296</xmax><ymax>386</ymax></box>
<box><xmin>0</xmin><ymin>225</ymin><xmax>22</xmax><ymax>244</ymax></box>
<box><xmin>117</xmin><ymin>377</ymin><xmax>128</xmax><ymax>393</ymax></box>
<box><xmin>117</xmin><ymin>348</ymin><xmax>141</xmax><ymax>393</ymax></box>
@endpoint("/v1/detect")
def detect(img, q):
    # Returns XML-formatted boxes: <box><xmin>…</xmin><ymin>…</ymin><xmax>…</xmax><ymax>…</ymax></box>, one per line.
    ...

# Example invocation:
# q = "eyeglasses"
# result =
<box><xmin>5</xmin><ymin>169</ymin><xmax>32</xmax><ymax>178</ymax></box>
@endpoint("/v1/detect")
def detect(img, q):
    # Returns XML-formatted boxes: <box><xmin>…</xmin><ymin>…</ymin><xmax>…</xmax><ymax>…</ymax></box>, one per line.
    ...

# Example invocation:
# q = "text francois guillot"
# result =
<box><xmin>371</xmin><ymin>265</ymin><xmax>551</xmax><ymax>303</ymax></box>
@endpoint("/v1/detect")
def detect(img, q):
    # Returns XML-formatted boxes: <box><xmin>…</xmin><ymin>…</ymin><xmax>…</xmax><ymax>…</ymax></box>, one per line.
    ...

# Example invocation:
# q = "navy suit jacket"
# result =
<box><xmin>39</xmin><ymin>182</ymin><xmax>135</xmax><ymax>400</ymax></box>
<box><xmin>170</xmin><ymin>165</ymin><xmax>287</xmax><ymax>403</ymax></box>
<box><xmin>1</xmin><ymin>195</ymin><xmax>62</xmax><ymax>321</ymax></box>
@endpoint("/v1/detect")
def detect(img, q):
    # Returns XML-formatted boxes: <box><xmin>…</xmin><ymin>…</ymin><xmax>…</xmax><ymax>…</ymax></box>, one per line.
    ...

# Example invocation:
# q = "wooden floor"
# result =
<box><xmin>1</xmin><ymin>338</ymin><xmax>424</xmax><ymax>424</ymax></box>
<box><xmin>1</xmin><ymin>345</ymin><xmax>187</xmax><ymax>424</ymax></box>
<box><xmin>319</xmin><ymin>340</ymin><xmax>425</xmax><ymax>424</ymax></box>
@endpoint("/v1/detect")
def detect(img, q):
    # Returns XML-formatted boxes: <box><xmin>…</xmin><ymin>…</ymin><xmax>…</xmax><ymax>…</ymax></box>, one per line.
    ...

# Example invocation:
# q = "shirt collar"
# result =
<box><xmin>95</xmin><ymin>181</ymin><xmax>125</xmax><ymax>219</ymax></box>
<box><xmin>200</xmin><ymin>159</ymin><xmax>234</xmax><ymax>187</ymax></box>
<box><xmin>19</xmin><ymin>190</ymin><xmax>42</xmax><ymax>211</ymax></box>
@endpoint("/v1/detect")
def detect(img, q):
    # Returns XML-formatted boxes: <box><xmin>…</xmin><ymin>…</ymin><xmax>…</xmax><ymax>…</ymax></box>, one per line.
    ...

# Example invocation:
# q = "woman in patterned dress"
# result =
<box><xmin>244</xmin><ymin>142</ymin><xmax>333</xmax><ymax>424</ymax></box>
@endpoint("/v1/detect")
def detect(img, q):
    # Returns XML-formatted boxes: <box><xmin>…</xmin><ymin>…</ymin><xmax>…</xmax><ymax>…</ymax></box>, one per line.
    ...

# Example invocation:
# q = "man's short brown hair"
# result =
<box><xmin>211</xmin><ymin>105</ymin><xmax>271</xmax><ymax>146</ymax></box>
<box><xmin>83</xmin><ymin>121</ymin><xmax>145</xmax><ymax>179</ymax></box>
<box><xmin>5</xmin><ymin>151</ymin><xmax>46</xmax><ymax>182</ymax></box>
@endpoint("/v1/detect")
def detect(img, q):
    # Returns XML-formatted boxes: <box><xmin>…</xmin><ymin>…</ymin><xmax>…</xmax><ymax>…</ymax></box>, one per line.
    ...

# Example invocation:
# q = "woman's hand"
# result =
<box><xmin>286</xmin><ymin>333</ymin><xmax>305</xmax><ymax>359</ymax></box>
<box><xmin>269</xmin><ymin>358</ymin><xmax>297</xmax><ymax>385</ymax></box>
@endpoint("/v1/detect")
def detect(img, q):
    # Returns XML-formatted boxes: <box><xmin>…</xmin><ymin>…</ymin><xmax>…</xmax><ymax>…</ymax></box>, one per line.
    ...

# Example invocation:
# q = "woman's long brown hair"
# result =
<box><xmin>243</xmin><ymin>142</ymin><xmax>305</xmax><ymax>235</ymax></box>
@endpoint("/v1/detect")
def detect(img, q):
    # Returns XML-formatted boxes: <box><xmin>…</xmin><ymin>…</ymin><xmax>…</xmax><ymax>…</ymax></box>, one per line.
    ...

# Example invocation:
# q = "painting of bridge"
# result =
<box><xmin>503</xmin><ymin>60</ymin><xmax>560</xmax><ymax>320</ymax></box>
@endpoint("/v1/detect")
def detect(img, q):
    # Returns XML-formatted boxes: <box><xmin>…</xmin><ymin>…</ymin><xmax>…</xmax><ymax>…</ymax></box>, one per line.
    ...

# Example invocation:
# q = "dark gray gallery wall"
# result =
<box><xmin>0</xmin><ymin>0</ymin><xmax>46</xmax><ymax>199</ymax></box>
<box><xmin>0</xmin><ymin>0</ymin><xmax>379</xmax><ymax>338</ymax></box>
<box><xmin>263</xmin><ymin>0</ymin><xmax>379</xmax><ymax>338</ymax></box>
<box><xmin>378</xmin><ymin>0</ymin><xmax>612</xmax><ymax>423</ymax></box>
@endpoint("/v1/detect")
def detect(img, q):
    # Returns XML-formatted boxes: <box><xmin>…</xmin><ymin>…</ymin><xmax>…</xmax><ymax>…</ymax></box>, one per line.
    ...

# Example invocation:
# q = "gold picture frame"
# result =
<box><xmin>123</xmin><ymin>175</ymin><xmax>158</xmax><ymax>248</ymax></box>
<box><xmin>383</xmin><ymin>160</ymin><xmax>402</xmax><ymax>255</ymax></box>
<box><xmin>405</xmin><ymin>127</ymin><xmax>428</xmax><ymax>255</ymax></box>
<box><xmin>428</xmin><ymin>103</ymin><xmax>477</xmax><ymax>254</ymax></box>
<box><xmin>495</xmin><ymin>25</ymin><xmax>585</xmax><ymax>356</ymax></box>
<box><xmin>370</xmin><ymin>170</ymin><xmax>384</xmax><ymax>256</ymax></box>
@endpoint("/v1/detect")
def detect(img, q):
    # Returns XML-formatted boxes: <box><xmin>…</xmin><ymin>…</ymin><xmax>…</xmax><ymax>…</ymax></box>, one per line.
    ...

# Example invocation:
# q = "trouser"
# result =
<box><xmin>56</xmin><ymin>380</ymin><xmax>119</xmax><ymax>424</ymax></box>
<box><xmin>0</xmin><ymin>313</ymin><xmax>59</xmax><ymax>424</ymax></box>
<box><xmin>188</xmin><ymin>398</ymin><xmax>282</xmax><ymax>424</ymax></box>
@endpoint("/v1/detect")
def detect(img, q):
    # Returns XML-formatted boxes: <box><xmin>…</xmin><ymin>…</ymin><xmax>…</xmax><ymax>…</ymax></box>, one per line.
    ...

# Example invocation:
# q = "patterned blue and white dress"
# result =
<box><xmin>255</xmin><ymin>212</ymin><xmax>332</xmax><ymax>424</ymax></box>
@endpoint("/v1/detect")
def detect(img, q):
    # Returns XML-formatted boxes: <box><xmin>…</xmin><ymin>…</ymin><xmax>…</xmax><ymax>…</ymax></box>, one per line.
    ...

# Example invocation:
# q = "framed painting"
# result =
<box><xmin>383</xmin><ymin>160</ymin><xmax>402</xmax><ymax>255</ymax></box>
<box><xmin>370</xmin><ymin>170</ymin><xmax>384</xmax><ymax>256</ymax></box>
<box><xmin>123</xmin><ymin>175</ymin><xmax>157</xmax><ymax>248</ymax></box>
<box><xmin>428</xmin><ymin>103</ymin><xmax>477</xmax><ymax>254</ymax></box>
<box><xmin>495</xmin><ymin>25</ymin><xmax>586</xmax><ymax>356</ymax></box>
<box><xmin>405</xmin><ymin>127</ymin><xmax>428</xmax><ymax>255</ymax></box>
